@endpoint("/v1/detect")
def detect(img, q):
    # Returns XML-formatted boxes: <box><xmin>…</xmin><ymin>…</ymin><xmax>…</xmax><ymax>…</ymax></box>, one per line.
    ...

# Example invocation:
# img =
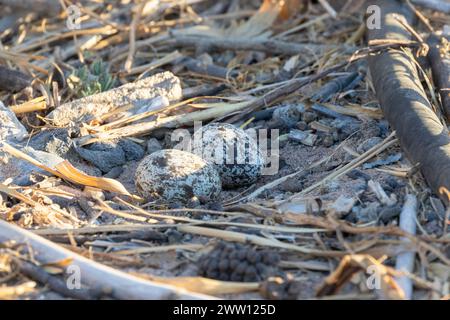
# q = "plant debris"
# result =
<box><xmin>0</xmin><ymin>0</ymin><xmax>449</xmax><ymax>301</ymax></box>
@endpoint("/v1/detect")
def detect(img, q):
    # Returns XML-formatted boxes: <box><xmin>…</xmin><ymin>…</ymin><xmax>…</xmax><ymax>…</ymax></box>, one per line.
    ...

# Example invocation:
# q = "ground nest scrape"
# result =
<box><xmin>0</xmin><ymin>0</ymin><xmax>449</xmax><ymax>300</ymax></box>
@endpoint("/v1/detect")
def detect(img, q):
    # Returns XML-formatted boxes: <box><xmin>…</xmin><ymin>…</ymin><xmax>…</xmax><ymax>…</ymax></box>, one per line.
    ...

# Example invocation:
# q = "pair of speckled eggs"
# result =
<box><xmin>135</xmin><ymin>123</ymin><xmax>264</xmax><ymax>203</ymax></box>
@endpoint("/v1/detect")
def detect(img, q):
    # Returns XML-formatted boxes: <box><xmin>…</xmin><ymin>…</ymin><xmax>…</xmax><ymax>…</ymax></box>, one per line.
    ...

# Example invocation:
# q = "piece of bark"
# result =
<box><xmin>0</xmin><ymin>219</ymin><xmax>214</xmax><ymax>299</ymax></box>
<box><xmin>367</xmin><ymin>0</ymin><xmax>450</xmax><ymax>204</ymax></box>
<box><xmin>0</xmin><ymin>65</ymin><xmax>32</xmax><ymax>93</ymax></box>
<box><xmin>47</xmin><ymin>71</ymin><xmax>182</xmax><ymax>126</ymax></box>
<box><xmin>427</xmin><ymin>35</ymin><xmax>450</xmax><ymax>121</ymax></box>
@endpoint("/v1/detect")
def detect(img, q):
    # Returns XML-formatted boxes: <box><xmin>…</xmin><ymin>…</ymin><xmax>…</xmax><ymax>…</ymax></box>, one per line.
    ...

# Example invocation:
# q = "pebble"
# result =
<box><xmin>295</xmin><ymin>121</ymin><xmax>309</xmax><ymax>131</ymax></box>
<box><xmin>103</xmin><ymin>166</ymin><xmax>123</xmax><ymax>179</ymax></box>
<box><xmin>146</xmin><ymin>137</ymin><xmax>163</xmax><ymax>155</ymax></box>
<box><xmin>280</xmin><ymin>177</ymin><xmax>303</xmax><ymax>193</ymax></box>
<box><xmin>321</xmin><ymin>134</ymin><xmax>334</xmax><ymax>147</ymax></box>
<box><xmin>270</xmin><ymin>105</ymin><xmax>301</xmax><ymax>128</ymax></box>
<box><xmin>379</xmin><ymin>204</ymin><xmax>402</xmax><ymax>223</ymax></box>
<box><xmin>331</xmin><ymin>118</ymin><xmax>361</xmax><ymax>138</ymax></box>
<box><xmin>301</xmin><ymin>111</ymin><xmax>318</xmax><ymax>123</ymax></box>
<box><xmin>75</xmin><ymin>139</ymin><xmax>144</xmax><ymax>173</ymax></box>
<box><xmin>356</xmin><ymin>136</ymin><xmax>383</xmax><ymax>154</ymax></box>
<box><xmin>0</xmin><ymin>101</ymin><xmax>28</xmax><ymax>143</ymax></box>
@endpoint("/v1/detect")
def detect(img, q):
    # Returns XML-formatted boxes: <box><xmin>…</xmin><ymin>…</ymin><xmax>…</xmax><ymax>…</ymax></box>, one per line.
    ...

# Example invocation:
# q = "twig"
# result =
<box><xmin>394</xmin><ymin>194</ymin><xmax>418</xmax><ymax>300</ymax></box>
<box><xmin>171</xmin><ymin>35</ymin><xmax>351</xmax><ymax>56</ymax></box>
<box><xmin>317</xmin><ymin>0</ymin><xmax>338</xmax><ymax>18</ymax></box>
<box><xmin>124</xmin><ymin>1</ymin><xmax>146</xmax><ymax>73</ymax></box>
<box><xmin>19</xmin><ymin>259</ymin><xmax>99</xmax><ymax>299</ymax></box>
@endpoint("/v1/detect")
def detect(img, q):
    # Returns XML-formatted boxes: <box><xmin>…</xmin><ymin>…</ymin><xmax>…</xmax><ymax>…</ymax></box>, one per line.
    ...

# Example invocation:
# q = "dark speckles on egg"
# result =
<box><xmin>193</xmin><ymin>123</ymin><xmax>264</xmax><ymax>188</ymax></box>
<box><xmin>135</xmin><ymin>149</ymin><xmax>221</xmax><ymax>203</ymax></box>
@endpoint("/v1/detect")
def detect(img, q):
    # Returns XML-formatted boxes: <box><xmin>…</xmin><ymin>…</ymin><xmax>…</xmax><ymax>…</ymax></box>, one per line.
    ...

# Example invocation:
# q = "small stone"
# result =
<box><xmin>301</xmin><ymin>111</ymin><xmax>318</xmax><ymax>123</ymax></box>
<box><xmin>321</xmin><ymin>134</ymin><xmax>334</xmax><ymax>147</ymax></box>
<box><xmin>296</xmin><ymin>121</ymin><xmax>309</xmax><ymax>131</ymax></box>
<box><xmin>146</xmin><ymin>137</ymin><xmax>163</xmax><ymax>155</ymax></box>
<box><xmin>280</xmin><ymin>178</ymin><xmax>303</xmax><ymax>193</ymax></box>
<box><xmin>357</xmin><ymin>136</ymin><xmax>383</xmax><ymax>154</ymax></box>
<box><xmin>75</xmin><ymin>139</ymin><xmax>144</xmax><ymax>173</ymax></box>
<box><xmin>271</xmin><ymin>105</ymin><xmax>301</xmax><ymax>128</ymax></box>
<box><xmin>351</xmin><ymin>202</ymin><xmax>380</xmax><ymax>223</ymax></box>
<box><xmin>350</xmin><ymin>178</ymin><xmax>367</xmax><ymax>193</ymax></box>
<box><xmin>48</xmin><ymin>71</ymin><xmax>182</xmax><ymax>126</ymax></box>
<box><xmin>379</xmin><ymin>205</ymin><xmax>401</xmax><ymax>223</ymax></box>
<box><xmin>135</xmin><ymin>149</ymin><xmax>221</xmax><ymax>203</ymax></box>
<box><xmin>103</xmin><ymin>166</ymin><xmax>123</xmax><ymax>179</ymax></box>
<box><xmin>331</xmin><ymin>118</ymin><xmax>361</xmax><ymax>138</ymax></box>
<box><xmin>120</xmin><ymin>139</ymin><xmax>145</xmax><ymax>161</ymax></box>
<box><xmin>346</xmin><ymin>169</ymin><xmax>371</xmax><ymax>181</ymax></box>
<box><xmin>207</xmin><ymin>201</ymin><xmax>224</xmax><ymax>211</ymax></box>
<box><xmin>0</xmin><ymin>101</ymin><xmax>28</xmax><ymax>143</ymax></box>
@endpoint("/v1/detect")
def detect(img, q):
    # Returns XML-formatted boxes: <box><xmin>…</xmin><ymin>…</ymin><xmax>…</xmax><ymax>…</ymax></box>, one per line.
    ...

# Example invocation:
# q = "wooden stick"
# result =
<box><xmin>19</xmin><ymin>260</ymin><xmax>98</xmax><ymax>300</ymax></box>
<box><xmin>394</xmin><ymin>194</ymin><xmax>418</xmax><ymax>300</ymax></box>
<box><xmin>0</xmin><ymin>220</ymin><xmax>214</xmax><ymax>299</ymax></box>
<box><xmin>171</xmin><ymin>35</ymin><xmax>351</xmax><ymax>56</ymax></box>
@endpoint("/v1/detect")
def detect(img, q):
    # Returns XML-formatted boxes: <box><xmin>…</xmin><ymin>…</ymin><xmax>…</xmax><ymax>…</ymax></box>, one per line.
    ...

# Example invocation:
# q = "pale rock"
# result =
<box><xmin>47</xmin><ymin>71</ymin><xmax>182</xmax><ymax>126</ymax></box>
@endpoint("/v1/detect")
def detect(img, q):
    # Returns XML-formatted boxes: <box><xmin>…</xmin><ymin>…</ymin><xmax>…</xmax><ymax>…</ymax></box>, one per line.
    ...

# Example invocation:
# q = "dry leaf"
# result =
<box><xmin>1</xmin><ymin>142</ymin><xmax>132</xmax><ymax>196</ymax></box>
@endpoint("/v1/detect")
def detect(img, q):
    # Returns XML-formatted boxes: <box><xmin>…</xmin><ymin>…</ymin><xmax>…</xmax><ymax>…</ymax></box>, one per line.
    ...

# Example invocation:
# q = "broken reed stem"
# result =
<box><xmin>177</xmin><ymin>225</ymin><xmax>342</xmax><ymax>257</ymax></box>
<box><xmin>394</xmin><ymin>194</ymin><xmax>418</xmax><ymax>300</ymax></box>
<box><xmin>9</xmin><ymin>96</ymin><xmax>47</xmax><ymax>114</ymax></box>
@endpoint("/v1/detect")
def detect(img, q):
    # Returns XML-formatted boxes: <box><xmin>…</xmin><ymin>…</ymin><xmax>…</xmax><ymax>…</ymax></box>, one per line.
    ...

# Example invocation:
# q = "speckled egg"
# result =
<box><xmin>193</xmin><ymin>123</ymin><xmax>264</xmax><ymax>188</ymax></box>
<box><xmin>135</xmin><ymin>149</ymin><xmax>221</xmax><ymax>203</ymax></box>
